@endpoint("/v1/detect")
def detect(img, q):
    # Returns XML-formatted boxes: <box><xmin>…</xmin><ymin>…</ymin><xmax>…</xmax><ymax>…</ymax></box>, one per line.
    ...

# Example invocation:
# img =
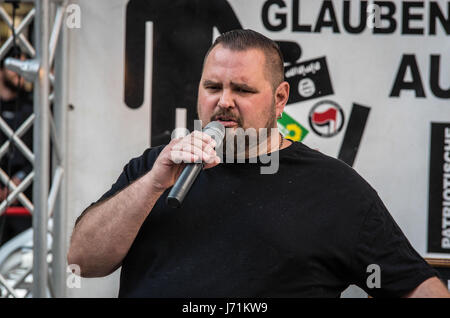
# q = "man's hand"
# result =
<box><xmin>148</xmin><ymin>131</ymin><xmax>221</xmax><ymax>193</ymax></box>
<box><xmin>404</xmin><ymin>277</ymin><xmax>450</xmax><ymax>298</ymax></box>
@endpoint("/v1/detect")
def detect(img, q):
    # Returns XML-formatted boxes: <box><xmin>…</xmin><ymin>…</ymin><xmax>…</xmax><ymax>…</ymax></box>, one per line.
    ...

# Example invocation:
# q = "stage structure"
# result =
<box><xmin>0</xmin><ymin>0</ymin><xmax>69</xmax><ymax>298</ymax></box>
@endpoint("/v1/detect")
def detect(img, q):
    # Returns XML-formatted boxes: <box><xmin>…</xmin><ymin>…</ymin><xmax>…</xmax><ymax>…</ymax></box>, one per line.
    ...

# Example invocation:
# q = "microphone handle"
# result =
<box><xmin>166</xmin><ymin>162</ymin><xmax>203</xmax><ymax>208</ymax></box>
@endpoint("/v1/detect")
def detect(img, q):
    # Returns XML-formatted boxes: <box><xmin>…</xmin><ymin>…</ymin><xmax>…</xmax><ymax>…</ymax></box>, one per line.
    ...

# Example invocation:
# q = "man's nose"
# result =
<box><xmin>217</xmin><ymin>89</ymin><xmax>235</xmax><ymax>109</ymax></box>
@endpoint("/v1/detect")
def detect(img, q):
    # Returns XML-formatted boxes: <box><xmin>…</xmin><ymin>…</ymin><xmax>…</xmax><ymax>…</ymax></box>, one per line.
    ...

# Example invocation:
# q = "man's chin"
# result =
<box><xmin>218</xmin><ymin>125</ymin><xmax>280</xmax><ymax>160</ymax></box>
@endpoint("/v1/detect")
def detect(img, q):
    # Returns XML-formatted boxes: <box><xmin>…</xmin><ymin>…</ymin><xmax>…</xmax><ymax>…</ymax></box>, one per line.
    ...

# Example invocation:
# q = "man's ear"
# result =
<box><xmin>275</xmin><ymin>81</ymin><xmax>290</xmax><ymax>117</ymax></box>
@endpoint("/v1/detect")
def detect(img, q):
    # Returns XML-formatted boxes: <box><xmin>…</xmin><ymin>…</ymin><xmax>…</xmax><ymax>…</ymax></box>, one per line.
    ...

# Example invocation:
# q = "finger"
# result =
<box><xmin>172</xmin><ymin>137</ymin><xmax>203</xmax><ymax>153</ymax></box>
<box><xmin>191</xmin><ymin>130</ymin><xmax>216</xmax><ymax>147</ymax></box>
<box><xmin>170</xmin><ymin>141</ymin><xmax>217</xmax><ymax>164</ymax></box>
<box><xmin>178</xmin><ymin>142</ymin><xmax>218</xmax><ymax>164</ymax></box>
<box><xmin>175</xmin><ymin>131</ymin><xmax>216</xmax><ymax>149</ymax></box>
<box><xmin>169</xmin><ymin>137</ymin><xmax>184</xmax><ymax>151</ymax></box>
<box><xmin>169</xmin><ymin>136</ymin><xmax>183</xmax><ymax>146</ymax></box>
<box><xmin>169</xmin><ymin>150</ymin><xmax>200</xmax><ymax>164</ymax></box>
<box><xmin>203</xmin><ymin>155</ymin><xmax>221</xmax><ymax>170</ymax></box>
<box><xmin>188</xmin><ymin>131</ymin><xmax>216</xmax><ymax>151</ymax></box>
<box><xmin>172</xmin><ymin>135</ymin><xmax>217</xmax><ymax>155</ymax></box>
<box><xmin>179</xmin><ymin>143</ymin><xmax>214</xmax><ymax>163</ymax></box>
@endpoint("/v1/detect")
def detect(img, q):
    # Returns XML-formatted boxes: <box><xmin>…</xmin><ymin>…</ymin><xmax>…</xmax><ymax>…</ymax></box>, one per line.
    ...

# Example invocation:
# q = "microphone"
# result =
<box><xmin>166</xmin><ymin>121</ymin><xmax>225</xmax><ymax>208</ymax></box>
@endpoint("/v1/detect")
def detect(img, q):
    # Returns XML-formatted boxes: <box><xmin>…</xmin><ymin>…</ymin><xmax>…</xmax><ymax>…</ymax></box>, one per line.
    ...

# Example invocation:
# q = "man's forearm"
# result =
<box><xmin>67</xmin><ymin>170</ymin><xmax>164</xmax><ymax>277</ymax></box>
<box><xmin>404</xmin><ymin>277</ymin><xmax>450</xmax><ymax>298</ymax></box>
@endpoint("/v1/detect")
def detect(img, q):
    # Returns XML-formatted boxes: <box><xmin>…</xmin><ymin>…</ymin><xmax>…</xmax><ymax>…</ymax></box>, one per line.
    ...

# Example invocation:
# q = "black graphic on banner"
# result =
<box><xmin>430</xmin><ymin>55</ymin><xmax>450</xmax><ymax>99</ymax></box>
<box><xmin>390</xmin><ymin>54</ymin><xmax>450</xmax><ymax>99</ymax></box>
<box><xmin>277</xmin><ymin>41</ymin><xmax>302</xmax><ymax>65</ymax></box>
<box><xmin>285</xmin><ymin>57</ymin><xmax>334</xmax><ymax>105</ymax></box>
<box><xmin>261</xmin><ymin>0</ymin><xmax>450</xmax><ymax>36</ymax></box>
<box><xmin>338</xmin><ymin>104</ymin><xmax>371</xmax><ymax>167</ymax></box>
<box><xmin>428</xmin><ymin>123</ymin><xmax>450</xmax><ymax>254</ymax></box>
<box><xmin>308</xmin><ymin>100</ymin><xmax>343</xmax><ymax>137</ymax></box>
<box><xmin>124</xmin><ymin>0</ymin><xmax>242</xmax><ymax>146</ymax></box>
<box><xmin>390</xmin><ymin>54</ymin><xmax>426</xmax><ymax>98</ymax></box>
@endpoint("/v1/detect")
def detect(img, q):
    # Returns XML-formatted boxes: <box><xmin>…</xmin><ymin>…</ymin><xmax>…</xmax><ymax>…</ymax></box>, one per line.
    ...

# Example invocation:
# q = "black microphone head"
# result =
<box><xmin>203</xmin><ymin>121</ymin><xmax>225</xmax><ymax>148</ymax></box>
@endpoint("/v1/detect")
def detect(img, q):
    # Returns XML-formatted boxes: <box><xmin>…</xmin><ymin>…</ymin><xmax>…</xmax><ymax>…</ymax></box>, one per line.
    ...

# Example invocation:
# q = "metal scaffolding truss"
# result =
<box><xmin>0</xmin><ymin>0</ymin><xmax>68</xmax><ymax>298</ymax></box>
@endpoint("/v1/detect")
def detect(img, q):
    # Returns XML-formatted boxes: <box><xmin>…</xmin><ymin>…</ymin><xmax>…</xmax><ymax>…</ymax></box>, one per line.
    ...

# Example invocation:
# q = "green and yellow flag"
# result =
<box><xmin>277</xmin><ymin>112</ymin><xmax>309</xmax><ymax>142</ymax></box>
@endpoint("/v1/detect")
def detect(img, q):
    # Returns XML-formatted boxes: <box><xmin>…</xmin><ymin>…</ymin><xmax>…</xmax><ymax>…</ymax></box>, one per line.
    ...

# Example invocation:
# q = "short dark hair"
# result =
<box><xmin>203</xmin><ymin>29</ymin><xmax>285</xmax><ymax>90</ymax></box>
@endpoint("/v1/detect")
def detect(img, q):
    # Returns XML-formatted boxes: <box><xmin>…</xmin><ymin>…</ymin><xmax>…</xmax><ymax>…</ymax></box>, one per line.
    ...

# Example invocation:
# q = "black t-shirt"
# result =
<box><xmin>90</xmin><ymin>141</ymin><xmax>438</xmax><ymax>297</ymax></box>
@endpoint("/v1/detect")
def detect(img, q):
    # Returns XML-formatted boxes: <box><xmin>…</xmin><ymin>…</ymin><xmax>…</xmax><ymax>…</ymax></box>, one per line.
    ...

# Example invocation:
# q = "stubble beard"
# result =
<box><xmin>219</xmin><ymin>99</ymin><xmax>278</xmax><ymax>161</ymax></box>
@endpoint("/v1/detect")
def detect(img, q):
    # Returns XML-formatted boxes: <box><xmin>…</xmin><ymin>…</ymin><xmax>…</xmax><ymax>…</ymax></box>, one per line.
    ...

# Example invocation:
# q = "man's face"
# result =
<box><xmin>197</xmin><ymin>45</ymin><xmax>279</xmax><ymax>133</ymax></box>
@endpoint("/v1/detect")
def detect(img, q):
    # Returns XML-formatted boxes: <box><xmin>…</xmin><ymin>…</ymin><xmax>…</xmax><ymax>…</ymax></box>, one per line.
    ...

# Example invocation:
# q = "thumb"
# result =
<box><xmin>203</xmin><ymin>155</ymin><xmax>221</xmax><ymax>170</ymax></box>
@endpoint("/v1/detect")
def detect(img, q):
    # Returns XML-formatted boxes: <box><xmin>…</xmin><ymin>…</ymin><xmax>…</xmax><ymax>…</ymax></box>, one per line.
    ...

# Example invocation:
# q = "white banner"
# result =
<box><xmin>66</xmin><ymin>0</ymin><xmax>450</xmax><ymax>296</ymax></box>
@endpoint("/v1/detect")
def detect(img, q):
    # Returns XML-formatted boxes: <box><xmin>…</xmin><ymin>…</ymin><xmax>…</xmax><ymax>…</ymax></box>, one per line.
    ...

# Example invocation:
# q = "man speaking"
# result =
<box><xmin>68</xmin><ymin>29</ymin><xmax>449</xmax><ymax>298</ymax></box>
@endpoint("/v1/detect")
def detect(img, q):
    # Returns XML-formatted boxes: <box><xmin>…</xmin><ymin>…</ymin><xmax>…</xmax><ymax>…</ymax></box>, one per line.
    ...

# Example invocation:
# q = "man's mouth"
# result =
<box><xmin>215</xmin><ymin>116</ymin><xmax>239</xmax><ymax>127</ymax></box>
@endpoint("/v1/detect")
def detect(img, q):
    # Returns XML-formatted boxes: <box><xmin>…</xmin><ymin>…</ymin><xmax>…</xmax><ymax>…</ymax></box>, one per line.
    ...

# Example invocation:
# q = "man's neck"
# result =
<box><xmin>235</xmin><ymin>129</ymin><xmax>282</xmax><ymax>160</ymax></box>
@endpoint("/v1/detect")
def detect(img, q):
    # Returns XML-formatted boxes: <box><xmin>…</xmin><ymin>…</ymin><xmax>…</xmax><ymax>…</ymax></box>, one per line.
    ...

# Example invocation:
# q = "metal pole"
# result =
<box><xmin>33</xmin><ymin>0</ymin><xmax>50</xmax><ymax>298</ymax></box>
<box><xmin>0</xmin><ymin>8</ymin><xmax>36</xmax><ymax>60</ymax></box>
<box><xmin>0</xmin><ymin>6</ymin><xmax>35</xmax><ymax>57</ymax></box>
<box><xmin>0</xmin><ymin>116</ymin><xmax>35</xmax><ymax>164</ymax></box>
<box><xmin>0</xmin><ymin>114</ymin><xmax>34</xmax><ymax>161</ymax></box>
<box><xmin>0</xmin><ymin>169</ymin><xmax>34</xmax><ymax>213</ymax></box>
<box><xmin>52</xmin><ymin>0</ymin><xmax>69</xmax><ymax>298</ymax></box>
